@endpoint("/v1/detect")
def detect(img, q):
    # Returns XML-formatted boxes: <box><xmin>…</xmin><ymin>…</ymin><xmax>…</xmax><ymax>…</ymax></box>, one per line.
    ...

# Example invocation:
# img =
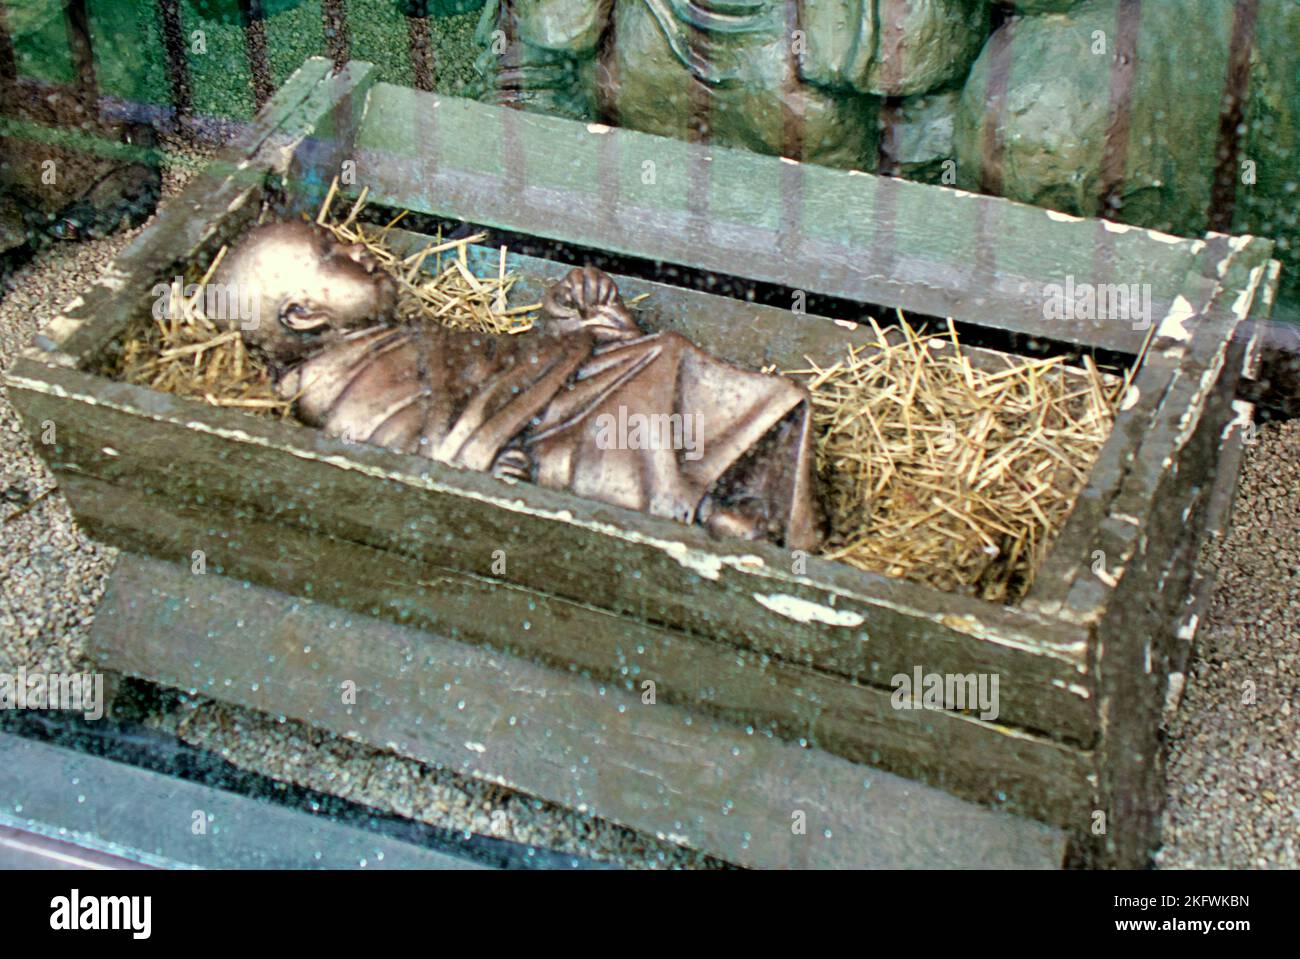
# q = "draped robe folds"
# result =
<box><xmin>276</xmin><ymin>323</ymin><xmax>820</xmax><ymax>550</ymax></box>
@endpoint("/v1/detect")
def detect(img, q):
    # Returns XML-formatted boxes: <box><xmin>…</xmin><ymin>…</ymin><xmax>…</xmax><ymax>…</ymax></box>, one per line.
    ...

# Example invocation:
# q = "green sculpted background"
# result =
<box><xmin>472</xmin><ymin>0</ymin><xmax>1299</xmax><ymax>303</ymax></box>
<box><xmin>0</xmin><ymin>1</ymin><xmax>1296</xmax><ymax>303</ymax></box>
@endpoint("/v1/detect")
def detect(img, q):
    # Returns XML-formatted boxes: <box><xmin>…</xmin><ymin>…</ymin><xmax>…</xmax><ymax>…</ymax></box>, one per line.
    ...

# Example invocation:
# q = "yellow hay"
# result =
<box><xmin>788</xmin><ymin>323</ymin><xmax>1120</xmax><ymax>602</ymax></box>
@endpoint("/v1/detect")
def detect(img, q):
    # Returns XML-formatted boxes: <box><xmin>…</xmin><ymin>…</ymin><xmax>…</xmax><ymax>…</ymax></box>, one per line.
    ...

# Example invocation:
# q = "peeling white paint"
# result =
<box><xmin>42</xmin><ymin>315</ymin><xmax>82</xmax><ymax>345</ymax></box>
<box><xmin>1156</xmin><ymin>295</ymin><xmax>1196</xmax><ymax>342</ymax></box>
<box><xmin>1177</xmin><ymin>614</ymin><xmax>1200</xmax><ymax>642</ymax></box>
<box><xmin>1120</xmin><ymin>384</ymin><xmax>1141</xmax><ymax>411</ymax></box>
<box><xmin>1050</xmin><ymin>679</ymin><xmax>1092</xmax><ymax>699</ymax></box>
<box><xmin>934</xmin><ymin>612</ymin><xmax>1086</xmax><ymax>661</ymax></box>
<box><xmin>753</xmin><ymin>592</ymin><xmax>865</xmax><ymax>629</ymax></box>
<box><xmin>1045</xmin><ymin>210</ymin><xmax>1083</xmax><ymax>223</ymax></box>
<box><xmin>656</xmin><ymin>831</ymin><xmax>692</xmax><ymax>846</ymax></box>
<box><xmin>1145</xmin><ymin>228</ymin><xmax>1187</xmax><ymax>245</ymax></box>
<box><xmin>1243</xmin><ymin>325</ymin><xmax>1263</xmax><ymax>378</ymax></box>
<box><xmin>1173</xmin><ymin>357</ymin><xmax>1229</xmax><ymax>453</ymax></box>
<box><xmin>1261</xmin><ymin>261</ymin><xmax>1281</xmax><ymax>308</ymax></box>
<box><xmin>97</xmin><ymin>270</ymin><xmax>129</xmax><ymax>292</ymax></box>
<box><xmin>586</xmin><ymin>123</ymin><xmax>611</xmax><ymax>134</ymax></box>
<box><xmin>1164</xmin><ymin>672</ymin><xmax>1186</xmax><ymax>713</ymax></box>
<box><xmin>1101</xmin><ymin>220</ymin><xmax>1134</xmax><ymax>234</ymax></box>
<box><xmin>1221</xmin><ymin>400</ymin><xmax>1252</xmax><ymax>441</ymax></box>
<box><xmin>834</xmin><ymin>319</ymin><xmax>857</xmax><ymax>329</ymax></box>
<box><xmin>465</xmin><ymin>741</ymin><xmax>486</xmax><ymax>753</ymax></box>
<box><xmin>1233</xmin><ymin>264</ymin><xmax>1265</xmax><ymax>319</ymax></box>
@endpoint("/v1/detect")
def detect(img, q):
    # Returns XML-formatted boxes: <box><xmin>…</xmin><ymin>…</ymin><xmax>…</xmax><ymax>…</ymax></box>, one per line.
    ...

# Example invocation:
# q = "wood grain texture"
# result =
<box><xmin>8</xmin><ymin>357</ymin><xmax>1095</xmax><ymax>742</ymax></box>
<box><xmin>284</xmin><ymin>60</ymin><xmax>379</xmax><ymax>219</ymax></box>
<box><xmin>90</xmin><ymin>552</ymin><xmax>1068</xmax><ymax>870</ymax></box>
<box><xmin>1078</xmin><ymin>236</ymin><xmax>1274</xmax><ymax>867</ymax></box>
<box><xmin>352</xmin><ymin>82</ymin><xmax>1206</xmax><ymax>354</ymax></box>
<box><xmin>58</xmin><ymin>471</ymin><xmax>1093</xmax><ymax>828</ymax></box>
<box><xmin>1025</xmin><ymin>235</ymin><xmax>1278</xmax><ymax>616</ymax></box>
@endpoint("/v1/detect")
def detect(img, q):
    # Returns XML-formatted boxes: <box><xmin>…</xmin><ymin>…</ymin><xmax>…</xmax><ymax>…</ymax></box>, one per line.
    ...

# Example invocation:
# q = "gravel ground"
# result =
<box><xmin>1155</xmin><ymin>417</ymin><xmax>1300</xmax><ymax>869</ymax></box>
<box><xmin>0</xmin><ymin>132</ymin><xmax>1296</xmax><ymax>870</ymax></box>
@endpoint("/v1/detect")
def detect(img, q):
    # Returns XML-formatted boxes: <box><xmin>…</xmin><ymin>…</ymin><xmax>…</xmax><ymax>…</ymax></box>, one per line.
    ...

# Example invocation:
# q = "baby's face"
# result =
<box><xmin>211</xmin><ymin>221</ymin><xmax>398</xmax><ymax>365</ymax></box>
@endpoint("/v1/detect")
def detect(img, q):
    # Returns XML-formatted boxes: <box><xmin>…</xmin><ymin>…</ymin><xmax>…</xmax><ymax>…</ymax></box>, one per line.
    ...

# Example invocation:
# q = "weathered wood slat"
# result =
<box><xmin>1025</xmin><ymin>234</ymin><xmax>1278</xmax><ymax>616</ymax></box>
<box><xmin>7</xmin><ymin>358</ymin><xmax>1095</xmax><ymax>742</ymax></box>
<box><xmin>1074</xmin><ymin>236</ymin><xmax>1273</xmax><ymax>867</ymax></box>
<box><xmin>352</xmin><ymin>82</ymin><xmax>1205</xmax><ymax>354</ymax></box>
<box><xmin>380</xmin><ymin>228</ymin><xmax>1108</xmax><ymax>381</ymax></box>
<box><xmin>1023</xmin><ymin>245</ymin><xmax>1222</xmax><ymax>613</ymax></box>
<box><xmin>89</xmin><ymin>552</ymin><xmax>1068</xmax><ymax>870</ymax></box>
<box><xmin>1165</xmin><ymin>399</ymin><xmax>1253</xmax><ymax>695</ymax></box>
<box><xmin>58</xmin><ymin>470</ymin><xmax>1093</xmax><ymax>827</ymax></box>
<box><xmin>284</xmin><ymin>59</ymin><xmax>379</xmax><ymax>219</ymax></box>
<box><xmin>1057</xmin><ymin>235</ymin><xmax>1275</xmax><ymax>624</ymax></box>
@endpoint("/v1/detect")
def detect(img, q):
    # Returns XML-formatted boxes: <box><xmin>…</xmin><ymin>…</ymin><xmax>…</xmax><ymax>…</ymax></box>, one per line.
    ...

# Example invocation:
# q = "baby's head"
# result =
<box><xmin>209</xmin><ymin>221</ymin><xmax>398</xmax><ymax>366</ymax></box>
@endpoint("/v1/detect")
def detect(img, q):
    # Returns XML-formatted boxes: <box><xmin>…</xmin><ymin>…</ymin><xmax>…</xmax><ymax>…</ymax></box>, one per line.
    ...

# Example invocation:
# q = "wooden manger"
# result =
<box><xmin>5</xmin><ymin>58</ymin><xmax>1281</xmax><ymax>869</ymax></box>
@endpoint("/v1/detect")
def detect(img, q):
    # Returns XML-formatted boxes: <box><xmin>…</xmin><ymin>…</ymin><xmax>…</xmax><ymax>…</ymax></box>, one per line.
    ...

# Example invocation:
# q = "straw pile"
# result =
<box><xmin>118</xmin><ymin>261</ymin><xmax>295</xmax><ymax>417</ymax></box>
<box><xmin>789</xmin><ymin>318</ymin><xmax>1122</xmax><ymax>603</ymax></box>
<box><xmin>315</xmin><ymin>180</ymin><xmax>539</xmax><ymax>335</ymax></box>
<box><xmin>117</xmin><ymin>187</ymin><xmax>1122</xmax><ymax>602</ymax></box>
<box><xmin>118</xmin><ymin>181</ymin><xmax>538</xmax><ymax>415</ymax></box>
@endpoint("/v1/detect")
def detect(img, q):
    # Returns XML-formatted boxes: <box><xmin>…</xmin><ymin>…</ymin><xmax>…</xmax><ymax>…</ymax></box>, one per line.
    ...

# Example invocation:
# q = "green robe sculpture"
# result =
<box><xmin>471</xmin><ymin>0</ymin><xmax>986</xmax><ymax>169</ymax></box>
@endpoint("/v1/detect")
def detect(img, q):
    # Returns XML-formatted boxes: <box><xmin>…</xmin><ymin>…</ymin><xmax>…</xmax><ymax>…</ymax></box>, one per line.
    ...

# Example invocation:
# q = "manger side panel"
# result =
<box><xmin>1026</xmin><ymin>235</ymin><xmax>1274</xmax><ymax>616</ymax></box>
<box><xmin>60</xmin><ymin>471</ymin><xmax>1092</xmax><ymax>828</ymax></box>
<box><xmin>1059</xmin><ymin>236</ymin><xmax>1275</xmax><ymax>624</ymax></box>
<box><xmin>1093</xmin><ymin>375</ymin><xmax>1245</xmax><ymax>722</ymax></box>
<box><xmin>353</xmin><ymin>84</ymin><xmax>1201</xmax><ymax>354</ymax></box>
<box><xmin>7</xmin><ymin>361</ymin><xmax>1094</xmax><ymax>742</ymax></box>
<box><xmin>1024</xmin><ymin>235</ymin><xmax>1235</xmax><ymax>612</ymax></box>
<box><xmin>1138</xmin><ymin>323</ymin><xmax>1253</xmax><ymax>674</ymax></box>
<box><xmin>1165</xmin><ymin>400</ymin><xmax>1253</xmax><ymax>690</ymax></box>
<box><xmin>91</xmin><ymin>552</ymin><xmax>1068</xmax><ymax>870</ymax></box>
<box><xmin>1076</xmin><ymin>240</ymin><xmax>1273</xmax><ymax>867</ymax></box>
<box><xmin>383</xmin><ymin>229</ymin><xmax>1101</xmax><ymax>380</ymax></box>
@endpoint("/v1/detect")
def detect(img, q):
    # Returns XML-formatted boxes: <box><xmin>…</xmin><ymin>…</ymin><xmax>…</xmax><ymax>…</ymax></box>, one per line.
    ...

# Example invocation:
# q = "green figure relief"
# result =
<box><xmin>472</xmin><ymin>0</ymin><xmax>986</xmax><ymax>169</ymax></box>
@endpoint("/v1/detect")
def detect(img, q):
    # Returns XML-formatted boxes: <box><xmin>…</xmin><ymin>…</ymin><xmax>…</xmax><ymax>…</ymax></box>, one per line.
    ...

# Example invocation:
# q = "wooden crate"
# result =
<box><xmin>5</xmin><ymin>57</ymin><xmax>1280</xmax><ymax>868</ymax></box>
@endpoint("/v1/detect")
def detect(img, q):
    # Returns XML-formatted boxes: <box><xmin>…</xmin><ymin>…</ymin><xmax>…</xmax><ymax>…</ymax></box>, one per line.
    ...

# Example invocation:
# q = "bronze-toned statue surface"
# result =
<box><xmin>213</xmin><ymin>222</ymin><xmax>819</xmax><ymax>550</ymax></box>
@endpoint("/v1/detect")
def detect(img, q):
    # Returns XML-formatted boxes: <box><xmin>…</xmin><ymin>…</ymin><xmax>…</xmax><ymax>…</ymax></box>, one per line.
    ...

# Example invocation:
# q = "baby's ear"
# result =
<box><xmin>278</xmin><ymin>299</ymin><xmax>333</xmax><ymax>332</ymax></box>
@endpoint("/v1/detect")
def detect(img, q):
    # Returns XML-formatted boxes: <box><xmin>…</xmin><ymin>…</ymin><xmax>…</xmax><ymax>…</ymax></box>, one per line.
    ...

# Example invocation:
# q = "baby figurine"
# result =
<box><xmin>211</xmin><ymin>221</ymin><xmax>820</xmax><ymax>550</ymax></box>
